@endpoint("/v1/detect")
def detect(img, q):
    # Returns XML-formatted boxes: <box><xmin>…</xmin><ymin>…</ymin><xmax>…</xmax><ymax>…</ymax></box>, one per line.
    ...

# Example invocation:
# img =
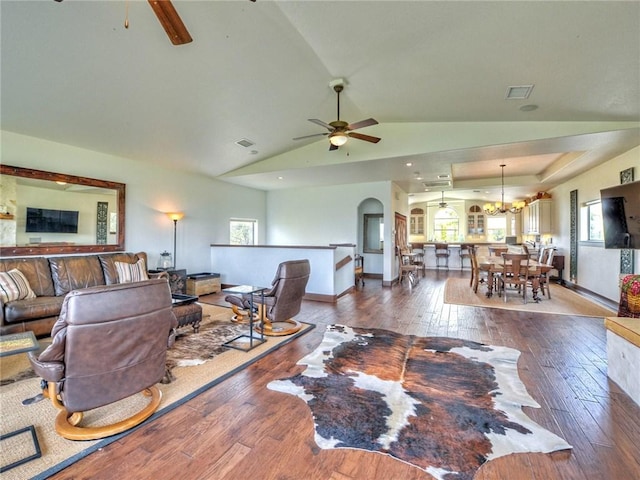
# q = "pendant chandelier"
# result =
<box><xmin>483</xmin><ymin>164</ymin><xmax>526</xmax><ymax>215</ymax></box>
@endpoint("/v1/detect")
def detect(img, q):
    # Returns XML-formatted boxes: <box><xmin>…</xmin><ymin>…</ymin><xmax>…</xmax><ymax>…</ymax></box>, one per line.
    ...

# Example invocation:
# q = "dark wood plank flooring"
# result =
<box><xmin>49</xmin><ymin>271</ymin><xmax>640</xmax><ymax>479</ymax></box>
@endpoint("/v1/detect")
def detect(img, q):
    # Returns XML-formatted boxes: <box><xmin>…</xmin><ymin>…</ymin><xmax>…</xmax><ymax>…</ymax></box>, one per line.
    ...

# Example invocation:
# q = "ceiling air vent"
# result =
<box><xmin>505</xmin><ymin>85</ymin><xmax>534</xmax><ymax>100</ymax></box>
<box><xmin>235</xmin><ymin>138</ymin><xmax>255</xmax><ymax>148</ymax></box>
<box><xmin>423</xmin><ymin>180</ymin><xmax>451</xmax><ymax>188</ymax></box>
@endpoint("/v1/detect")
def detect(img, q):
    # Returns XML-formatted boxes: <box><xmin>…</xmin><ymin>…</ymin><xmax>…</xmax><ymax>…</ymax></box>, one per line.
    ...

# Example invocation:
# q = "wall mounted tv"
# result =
<box><xmin>600</xmin><ymin>179</ymin><xmax>640</xmax><ymax>249</ymax></box>
<box><xmin>26</xmin><ymin>207</ymin><xmax>79</xmax><ymax>234</ymax></box>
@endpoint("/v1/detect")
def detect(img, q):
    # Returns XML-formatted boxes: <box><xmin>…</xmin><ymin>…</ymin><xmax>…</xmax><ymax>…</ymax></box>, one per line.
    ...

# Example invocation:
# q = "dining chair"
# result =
<box><xmin>411</xmin><ymin>248</ymin><xmax>426</xmax><ymax>277</ymax></box>
<box><xmin>354</xmin><ymin>254</ymin><xmax>365</xmax><ymax>287</ymax></box>
<box><xmin>488</xmin><ymin>246</ymin><xmax>508</xmax><ymax>257</ymax></box>
<box><xmin>537</xmin><ymin>246</ymin><xmax>555</xmax><ymax>299</ymax></box>
<box><xmin>497</xmin><ymin>253</ymin><xmax>531</xmax><ymax>303</ymax></box>
<box><xmin>397</xmin><ymin>247</ymin><xmax>419</xmax><ymax>286</ymax></box>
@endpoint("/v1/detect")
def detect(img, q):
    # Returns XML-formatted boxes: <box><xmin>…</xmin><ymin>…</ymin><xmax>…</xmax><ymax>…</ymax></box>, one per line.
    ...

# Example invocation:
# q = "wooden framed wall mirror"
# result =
<box><xmin>0</xmin><ymin>165</ymin><xmax>125</xmax><ymax>257</ymax></box>
<box><xmin>363</xmin><ymin>213</ymin><xmax>384</xmax><ymax>254</ymax></box>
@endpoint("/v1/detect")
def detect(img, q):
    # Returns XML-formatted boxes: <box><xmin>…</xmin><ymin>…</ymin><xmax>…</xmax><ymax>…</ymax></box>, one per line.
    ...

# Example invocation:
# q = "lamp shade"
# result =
<box><xmin>166</xmin><ymin>212</ymin><xmax>184</xmax><ymax>221</ymax></box>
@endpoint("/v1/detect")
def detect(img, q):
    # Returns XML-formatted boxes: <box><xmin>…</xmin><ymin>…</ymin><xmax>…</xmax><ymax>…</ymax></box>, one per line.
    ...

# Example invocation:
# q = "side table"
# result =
<box><xmin>0</xmin><ymin>331</ymin><xmax>42</xmax><ymax>472</ymax></box>
<box><xmin>150</xmin><ymin>269</ymin><xmax>187</xmax><ymax>294</ymax></box>
<box><xmin>222</xmin><ymin>285</ymin><xmax>267</xmax><ymax>351</ymax></box>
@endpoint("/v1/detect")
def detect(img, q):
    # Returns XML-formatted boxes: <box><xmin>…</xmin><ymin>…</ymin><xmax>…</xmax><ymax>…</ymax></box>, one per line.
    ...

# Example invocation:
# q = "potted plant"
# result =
<box><xmin>620</xmin><ymin>274</ymin><xmax>640</xmax><ymax>313</ymax></box>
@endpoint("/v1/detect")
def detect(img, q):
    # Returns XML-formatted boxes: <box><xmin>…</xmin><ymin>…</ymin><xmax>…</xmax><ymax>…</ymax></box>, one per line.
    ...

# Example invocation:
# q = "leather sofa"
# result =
<box><xmin>0</xmin><ymin>252</ymin><xmax>160</xmax><ymax>337</ymax></box>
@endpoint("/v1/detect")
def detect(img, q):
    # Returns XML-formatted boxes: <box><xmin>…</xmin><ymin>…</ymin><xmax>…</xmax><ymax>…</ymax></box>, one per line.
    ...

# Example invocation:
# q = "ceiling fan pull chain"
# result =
<box><xmin>124</xmin><ymin>0</ymin><xmax>129</xmax><ymax>29</ymax></box>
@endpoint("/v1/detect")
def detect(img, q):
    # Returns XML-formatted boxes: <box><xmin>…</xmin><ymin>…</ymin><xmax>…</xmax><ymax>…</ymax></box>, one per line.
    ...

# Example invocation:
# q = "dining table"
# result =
<box><xmin>477</xmin><ymin>256</ymin><xmax>553</xmax><ymax>302</ymax></box>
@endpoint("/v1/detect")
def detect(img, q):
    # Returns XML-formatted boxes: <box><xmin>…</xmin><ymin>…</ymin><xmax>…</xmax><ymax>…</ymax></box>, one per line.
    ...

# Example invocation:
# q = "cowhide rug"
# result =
<box><xmin>164</xmin><ymin>322</ymin><xmax>247</xmax><ymax>383</ymax></box>
<box><xmin>268</xmin><ymin>324</ymin><xmax>572</xmax><ymax>480</ymax></box>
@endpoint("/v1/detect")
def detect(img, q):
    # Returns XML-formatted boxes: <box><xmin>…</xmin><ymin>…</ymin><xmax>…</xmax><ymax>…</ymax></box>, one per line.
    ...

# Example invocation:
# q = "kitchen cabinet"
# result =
<box><xmin>527</xmin><ymin>199</ymin><xmax>553</xmax><ymax>234</ymax></box>
<box><xmin>467</xmin><ymin>205</ymin><xmax>484</xmax><ymax>235</ymax></box>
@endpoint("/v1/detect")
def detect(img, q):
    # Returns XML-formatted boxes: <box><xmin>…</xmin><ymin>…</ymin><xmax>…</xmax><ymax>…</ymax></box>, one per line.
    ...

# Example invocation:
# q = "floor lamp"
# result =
<box><xmin>166</xmin><ymin>212</ymin><xmax>184</xmax><ymax>268</ymax></box>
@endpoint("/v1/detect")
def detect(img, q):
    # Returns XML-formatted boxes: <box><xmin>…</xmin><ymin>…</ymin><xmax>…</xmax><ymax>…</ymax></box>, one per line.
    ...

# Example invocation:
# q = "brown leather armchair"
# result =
<box><xmin>28</xmin><ymin>279</ymin><xmax>178</xmax><ymax>441</ymax></box>
<box><xmin>226</xmin><ymin>259</ymin><xmax>310</xmax><ymax>336</ymax></box>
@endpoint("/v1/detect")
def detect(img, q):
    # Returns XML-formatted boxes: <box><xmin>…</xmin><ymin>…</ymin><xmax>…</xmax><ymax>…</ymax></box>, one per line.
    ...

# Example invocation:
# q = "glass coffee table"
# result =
<box><xmin>222</xmin><ymin>285</ymin><xmax>267</xmax><ymax>351</ymax></box>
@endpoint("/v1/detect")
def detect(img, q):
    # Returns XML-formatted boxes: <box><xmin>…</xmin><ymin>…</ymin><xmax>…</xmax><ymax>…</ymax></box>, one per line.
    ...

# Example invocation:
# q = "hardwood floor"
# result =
<box><xmin>50</xmin><ymin>271</ymin><xmax>640</xmax><ymax>480</ymax></box>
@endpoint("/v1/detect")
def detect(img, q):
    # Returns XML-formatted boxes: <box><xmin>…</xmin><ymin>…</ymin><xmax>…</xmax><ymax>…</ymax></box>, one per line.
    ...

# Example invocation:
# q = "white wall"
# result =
<box><xmin>266</xmin><ymin>181</ymin><xmax>395</xmax><ymax>280</ymax></box>
<box><xmin>550</xmin><ymin>146</ymin><xmax>640</xmax><ymax>301</ymax></box>
<box><xmin>1</xmin><ymin>131</ymin><xmax>267</xmax><ymax>274</ymax></box>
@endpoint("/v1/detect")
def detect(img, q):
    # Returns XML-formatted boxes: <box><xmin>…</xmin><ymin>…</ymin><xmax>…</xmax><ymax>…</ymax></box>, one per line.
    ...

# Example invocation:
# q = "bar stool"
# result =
<box><xmin>459</xmin><ymin>243</ymin><xmax>473</xmax><ymax>271</ymax></box>
<box><xmin>434</xmin><ymin>243</ymin><xmax>451</xmax><ymax>270</ymax></box>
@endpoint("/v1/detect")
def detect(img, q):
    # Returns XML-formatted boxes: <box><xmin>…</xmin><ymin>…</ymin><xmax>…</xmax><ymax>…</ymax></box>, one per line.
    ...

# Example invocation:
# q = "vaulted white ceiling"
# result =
<box><xmin>2</xmin><ymin>1</ymin><xmax>639</xmax><ymax>204</ymax></box>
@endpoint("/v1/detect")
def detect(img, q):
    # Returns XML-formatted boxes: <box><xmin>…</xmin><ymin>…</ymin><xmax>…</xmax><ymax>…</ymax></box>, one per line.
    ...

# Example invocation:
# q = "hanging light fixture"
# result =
<box><xmin>483</xmin><ymin>164</ymin><xmax>526</xmax><ymax>215</ymax></box>
<box><xmin>329</xmin><ymin>131</ymin><xmax>348</xmax><ymax>146</ymax></box>
<box><xmin>438</xmin><ymin>191</ymin><xmax>448</xmax><ymax>208</ymax></box>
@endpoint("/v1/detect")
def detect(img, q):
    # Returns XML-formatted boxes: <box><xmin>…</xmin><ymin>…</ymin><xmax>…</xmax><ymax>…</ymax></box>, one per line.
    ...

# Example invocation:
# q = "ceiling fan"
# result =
<box><xmin>293</xmin><ymin>81</ymin><xmax>381</xmax><ymax>151</ymax></box>
<box><xmin>54</xmin><ymin>0</ymin><xmax>194</xmax><ymax>46</ymax></box>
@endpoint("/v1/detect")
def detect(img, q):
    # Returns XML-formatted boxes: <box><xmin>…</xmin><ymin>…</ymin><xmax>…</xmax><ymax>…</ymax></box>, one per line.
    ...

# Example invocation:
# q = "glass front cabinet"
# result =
<box><xmin>467</xmin><ymin>205</ymin><xmax>485</xmax><ymax>235</ymax></box>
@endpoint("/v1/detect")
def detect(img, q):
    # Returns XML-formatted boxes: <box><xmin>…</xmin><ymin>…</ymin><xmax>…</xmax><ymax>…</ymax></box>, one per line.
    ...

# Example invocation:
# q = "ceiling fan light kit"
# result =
<box><xmin>438</xmin><ymin>191</ymin><xmax>448</xmax><ymax>209</ymax></box>
<box><xmin>293</xmin><ymin>80</ymin><xmax>381</xmax><ymax>150</ymax></box>
<box><xmin>329</xmin><ymin>131</ymin><xmax>348</xmax><ymax>147</ymax></box>
<box><xmin>483</xmin><ymin>164</ymin><xmax>525</xmax><ymax>215</ymax></box>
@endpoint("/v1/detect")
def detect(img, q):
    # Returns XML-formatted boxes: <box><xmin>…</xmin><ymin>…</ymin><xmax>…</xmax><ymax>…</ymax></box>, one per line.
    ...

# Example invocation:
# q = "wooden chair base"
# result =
<box><xmin>255</xmin><ymin>318</ymin><xmax>302</xmax><ymax>336</ymax></box>
<box><xmin>229</xmin><ymin>305</ymin><xmax>258</xmax><ymax>324</ymax></box>
<box><xmin>50</xmin><ymin>383</ymin><xmax>162</xmax><ymax>441</ymax></box>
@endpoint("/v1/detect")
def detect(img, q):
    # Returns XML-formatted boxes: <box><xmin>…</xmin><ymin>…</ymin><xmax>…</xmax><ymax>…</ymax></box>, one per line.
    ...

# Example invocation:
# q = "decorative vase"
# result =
<box><xmin>158</xmin><ymin>251</ymin><xmax>173</xmax><ymax>270</ymax></box>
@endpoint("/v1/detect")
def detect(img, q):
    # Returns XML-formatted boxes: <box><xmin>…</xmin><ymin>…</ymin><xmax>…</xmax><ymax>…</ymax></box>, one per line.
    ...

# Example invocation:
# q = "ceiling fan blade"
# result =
<box><xmin>308</xmin><ymin>119</ymin><xmax>334</xmax><ymax>131</ymax></box>
<box><xmin>292</xmin><ymin>133</ymin><xmax>328</xmax><ymax>141</ymax></box>
<box><xmin>348</xmin><ymin>118</ymin><xmax>378</xmax><ymax>131</ymax></box>
<box><xmin>329</xmin><ymin>144</ymin><xmax>339</xmax><ymax>151</ymax></box>
<box><xmin>349</xmin><ymin>132</ymin><xmax>381</xmax><ymax>144</ymax></box>
<box><xmin>148</xmin><ymin>0</ymin><xmax>193</xmax><ymax>46</ymax></box>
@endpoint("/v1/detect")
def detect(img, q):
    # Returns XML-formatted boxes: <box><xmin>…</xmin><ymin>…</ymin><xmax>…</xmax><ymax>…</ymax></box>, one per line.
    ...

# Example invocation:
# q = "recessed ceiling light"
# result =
<box><xmin>416</xmin><ymin>177</ymin><xmax>423</xmax><ymax>181</ymax></box>
<box><xmin>505</xmin><ymin>85</ymin><xmax>534</xmax><ymax>100</ymax></box>
<box><xmin>519</xmin><ymin>104</ymin><xmax>538</xmax><ymax>112</ymax></box>
<box><xmin>406</xmin><ymin>162</ymin><xmax>413</xmax><ymax>167</ymax></box>
<box><xmin>277</xmin><ymin>176</ymin><xmax>284</xmax><ymax>180</ymax></box>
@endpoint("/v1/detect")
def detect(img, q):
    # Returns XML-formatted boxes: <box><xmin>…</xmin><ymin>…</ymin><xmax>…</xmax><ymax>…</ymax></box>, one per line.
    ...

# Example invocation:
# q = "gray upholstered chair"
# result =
<box><xmin>226</xmin><ymin>259</ymin><xmax>310</xmax><ymax>336</ymax></box>
<box><xmin>28</xmin><ymin>279</ymin><xmax>177</xmax><ymax>441</ymax></box>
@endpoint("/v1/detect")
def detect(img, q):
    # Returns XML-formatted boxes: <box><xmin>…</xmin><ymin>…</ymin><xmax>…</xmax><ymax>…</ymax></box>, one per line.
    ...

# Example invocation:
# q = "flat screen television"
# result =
<box><xmin>600</xmin><ymin>179</ymin><xmax>640</xmax><ymax>249</ymax></box>
<box><xmin>26</xmin><ymin>207</ymin><xmax>79</xmax><ymax>233</ymax></box>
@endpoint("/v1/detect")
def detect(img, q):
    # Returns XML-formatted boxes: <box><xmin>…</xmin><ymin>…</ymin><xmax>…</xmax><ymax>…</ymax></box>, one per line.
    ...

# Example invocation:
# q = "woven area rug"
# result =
<box><xmin>0</xmin><ymin>304</ymin><xmax>313</xmax><ymax>480</ymax></box>
<box><xmin>444</xmin><ymin>277</ymin><xmax>617</xmax><ymax>317</ymax></box>
<box><xmin>268</xmin><ymin>324</ymin><xmax>572</xmax><ymax>480</ymax></box>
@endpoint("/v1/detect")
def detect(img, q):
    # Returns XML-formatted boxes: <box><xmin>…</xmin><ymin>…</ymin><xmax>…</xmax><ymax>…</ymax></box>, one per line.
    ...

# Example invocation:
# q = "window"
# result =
<box><xmin>410</xmin><ymin>208</ymin><xmax>425</xmax><ymax>235</ymax></box>
<box><xmin>230</xmin><ymin>219</ymin><xmax>257</xmax><ymax>245</ymax></box>
<box><xmin>434</xmin><ymin>208</ymin><xmax>459</xmax><ymax>242</ymax></box>
<box><xmin>486</xmin><ymin>216</ymin><xmax>506</xmax><ymax>242</ymax></box>
<box><xmin>580</xmin><ymin>200</ymin><xmax>603</xmax><ymax>243</ymax></box>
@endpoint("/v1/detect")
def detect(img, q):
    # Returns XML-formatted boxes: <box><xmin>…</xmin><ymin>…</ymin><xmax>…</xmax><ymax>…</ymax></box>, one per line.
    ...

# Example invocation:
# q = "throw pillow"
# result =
<box><xmin>0</xmin><ymin>269</ymin><xmax>37</xmax><ymax>303</ymax></box>
<box><xmin>115</xmin><ymin>258</ymin><xmax>149</xmax><ymax>284</ymax></box>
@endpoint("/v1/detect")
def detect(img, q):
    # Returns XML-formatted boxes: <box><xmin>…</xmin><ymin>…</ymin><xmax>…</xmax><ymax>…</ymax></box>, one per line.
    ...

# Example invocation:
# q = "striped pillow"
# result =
<box><xmin>115</xmin><ymin>258</ymin><xmax>149</xmax><ymax>284</ymax></box>
<box><xmin>0</xmin><ymin>269</ymin><xmax>37</xmax><ymax>303</ymax></box>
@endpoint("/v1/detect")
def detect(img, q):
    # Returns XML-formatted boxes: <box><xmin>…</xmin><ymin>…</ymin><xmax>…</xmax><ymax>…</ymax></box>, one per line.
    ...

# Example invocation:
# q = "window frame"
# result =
<box><xmin>229</xmin><ymin>218</ymin><xmax>258</xmax><ymax>245</ymax></box>
<box><xmin>579</xmin><ymin>199</ymin><xmax>604</xmax><ymax>246</ymax></box>
<box><xmin>433</xmin><ymin>207</ymin><xmax>459</xmax><ymax>243</ymax></box>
